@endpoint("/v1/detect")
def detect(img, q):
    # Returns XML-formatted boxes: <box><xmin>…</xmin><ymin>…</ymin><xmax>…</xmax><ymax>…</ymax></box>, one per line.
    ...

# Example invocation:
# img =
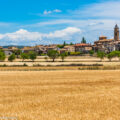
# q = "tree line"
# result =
<box><xmin>1</xmin><ymin>49</ymin><xmax>120</xmax><ymax>62</ymax></box>
<box><xmin>0</xmin><ymin>50</ymin><xmax>37</xmax><ymax>62</ymax></box>
<box><xmin>97</xmin><ymin>51</ymin><xmax>120</xmax><ymax>61</ymax></box>
<box><xmin>0</xmin><ymin>49</ymin><xmax>68</xmax><ymax>62</ymax></box>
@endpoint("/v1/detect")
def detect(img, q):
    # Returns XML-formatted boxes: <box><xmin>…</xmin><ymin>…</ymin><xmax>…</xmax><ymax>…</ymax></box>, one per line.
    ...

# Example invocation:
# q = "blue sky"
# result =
<box><xmin>0</xmin><ymin>0</ymin><xmax>98</xmax><ymax>22</ymax></box>
<box><xmin>0</xmin><ymin>0</ymin><xmax>120</xmax><ymax>45</ymax></box>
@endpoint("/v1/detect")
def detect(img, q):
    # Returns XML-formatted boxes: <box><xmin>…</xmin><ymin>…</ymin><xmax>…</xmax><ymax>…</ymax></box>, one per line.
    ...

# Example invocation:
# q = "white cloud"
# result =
<box><xmin>53</xmin><ymin>9</ymin><xmax>62</xmax><ymax>13</ymax></box>
<box><xmin>29</xmin><ymin>19</ymin><xmax>76</xmax><ymax>27</ymax></box>
<box><xmin>43</xmin><ymin>9</ymin><xmax>62</xmax><ymax>15</ymax></box>
<box><xmin>0</xmin><ymin>27</ymin><xmax>81</xmax><ymax>45</ymax></box>
<box><xmin>73</xmin><ymin>1</ymin><xmax>120</xmax><ymax>19</ymax></box>
<box><xmin>43</xmin><ymin>10</ymin><xmax>52</xmax><ymax>15</ymax></box>
<box><xmin>33</xmin><ymin>1</ymin><xmax>120</xmax><ymax>43</ymax></box>
<box><xmin>46</xmin><ymin>27</ymin><xmax>81</xmax><ymax>39</ymax></box>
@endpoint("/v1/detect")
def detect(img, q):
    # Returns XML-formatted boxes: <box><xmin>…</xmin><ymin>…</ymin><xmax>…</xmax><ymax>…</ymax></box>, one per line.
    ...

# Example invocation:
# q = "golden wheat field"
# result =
<box><xmin>0</xmin><ymin>70</ymin><xmax>120</xmax><ymax>120</ymax></box>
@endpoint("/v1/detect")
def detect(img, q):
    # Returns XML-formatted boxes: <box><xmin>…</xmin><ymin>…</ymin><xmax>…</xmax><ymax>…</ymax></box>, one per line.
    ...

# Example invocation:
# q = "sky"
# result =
<box><xmin>0</xmin><ymin>0</ymin><xmax>120</xmax><ymax>46</ymax></box>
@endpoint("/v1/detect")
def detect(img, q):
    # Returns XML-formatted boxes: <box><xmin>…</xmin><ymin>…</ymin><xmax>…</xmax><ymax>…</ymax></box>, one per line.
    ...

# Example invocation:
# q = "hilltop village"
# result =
<box><xmin>0</xmin><ymin>24</ymin><xmax>120</xmax><ymax>56</ymax></box>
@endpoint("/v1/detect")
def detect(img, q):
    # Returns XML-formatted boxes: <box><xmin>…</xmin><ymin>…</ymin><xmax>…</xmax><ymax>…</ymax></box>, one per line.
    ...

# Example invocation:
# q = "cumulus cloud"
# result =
<box><xmin>0</xmin><ymin>27</ymin><xmax>81</xmax><ymax>45</ymax></box>
<box><xmin>45</xmin><ymin>27</ymin><xmax>81</xmax><ymax>39</ymax></box>
<box><xmin>43</xmin><ymin>9</ymin><xmax>62</xmax><ymax>15</ymax></box>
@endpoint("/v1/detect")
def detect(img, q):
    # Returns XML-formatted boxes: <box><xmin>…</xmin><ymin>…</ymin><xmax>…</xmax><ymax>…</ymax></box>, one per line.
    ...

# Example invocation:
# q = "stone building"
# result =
<box><xmin>64</xmin><ymin>45</ymin><xmax>75</xmax><ymax>52</ymax></box>
<box><xmin>75</xmin><ymin>43</ymin><xmax>92</xmax><ymax>53</ymax></box>
<box><xmin>94</xmin><ymin>24</ymin><xmax>120</xmax><ymax>53</ymax></box>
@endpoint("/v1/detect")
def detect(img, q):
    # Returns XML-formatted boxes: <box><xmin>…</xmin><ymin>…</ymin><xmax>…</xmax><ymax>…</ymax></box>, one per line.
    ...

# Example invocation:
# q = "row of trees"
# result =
<box><xmin>0</xmin><ymin>50</ymin><xmax>37</xmax><ymax>62</ymax></box>
<box><xmin>47</xmin><ymin>50</ymin><xmax>68</xmax><ymax>62</ymax></box>
<box><xmin>0</xmin><ymin>50</ymin><xmax>68</xmax><ymax>62</ymax></box>
<box><xmin>1</xmin><ymin>49</ymin><xmax>120</xmax><ymax>62</ymax></box>
<box><xmin>48</xmin><ymin>50</ymin><xmax>120</xmax><ymax>62</ymax></box>
<box><xmin>21</xmin><ymin>50</ymin><xmax>68</xmax><ymax>62</ymax></box>
<box><xmin>97</xmin><ymin>51</ymin><xmax>120</xmax><ymax>61</ymax></box>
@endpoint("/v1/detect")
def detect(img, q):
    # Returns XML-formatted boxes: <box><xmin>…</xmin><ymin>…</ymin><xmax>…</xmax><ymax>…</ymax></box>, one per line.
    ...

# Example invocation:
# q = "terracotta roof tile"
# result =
<box><xmin>75</xmin><ymin>43</ymin><xmax>91</xmax><ymax>47</ymax></box>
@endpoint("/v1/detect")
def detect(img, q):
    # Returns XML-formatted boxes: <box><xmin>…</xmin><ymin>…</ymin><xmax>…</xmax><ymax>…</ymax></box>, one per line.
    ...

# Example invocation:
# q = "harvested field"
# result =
<box><xmin>1</xmin><ymin>61</ymin><xmax>120</xmax><ymax>67</ymax></box>
<box><xmin>1</xmin><ymin>61</ymin><xmax>120</xmax><ymax>68</ymax></box>
<box><xmin>0</xmin><ymin>70</ymin><xmax>120</xmax><ymax>120</ymax></box>
<box><xmin>1</xmin><ymin>56</ymin><xmax>120</xmax><ymax>67</ymax></box>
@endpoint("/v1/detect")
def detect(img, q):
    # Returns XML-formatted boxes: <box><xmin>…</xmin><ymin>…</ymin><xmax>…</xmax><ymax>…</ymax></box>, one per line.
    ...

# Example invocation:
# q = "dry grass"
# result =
<box><xmin>0</xmin><ymin>70</ymin><xmax>120</xmax><ymax>120</ymax></box>
<box><xmin>1</xmin><ymin>61</ymin><xmax>120</xmax><ymax>67</ymax></box>
<box><xmin>0</xmin><ymin>66</ymin><xmax>80</xmax><ymax>71</ymax></box>
<box><xmin>1</xmin><ymin>56</ymin><xmax>120</xmax><ymax>67</ymax></box>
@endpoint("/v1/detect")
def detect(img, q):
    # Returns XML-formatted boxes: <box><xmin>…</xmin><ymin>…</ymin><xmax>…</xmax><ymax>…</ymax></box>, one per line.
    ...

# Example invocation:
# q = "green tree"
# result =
<box><xmin>89</xmin><ymin>50</ymin><xmax>94</xmax><ymax>56</ymax></box>
<box><xmin>14</xmin><ymin>49</ymin><xmax>22</xmax><ymax>58</ymax></box>
<box><xmin>107</xmin><ymin>52</ymin><xmax>114</xmax><ymax>62</ymax></box>
<box><xmin>47</xmin><ymin>50</ymin><xmax>59</xmax><ymax>62</ymax></box>
<box><xmin>0</xmin><ymin>50</ymin><xmax>6</xmax><ymax>61</ymax></box>
<box><xmin>70</xmin><ymin>42</ymin><xmax>74</xmax><ymax>45</ymax></box>
<box><xmin>60</xmin><ymin>52</ymin><xmax>68</xmax><ymax>62</ymax></box>
<box><xmin>63</xmin><ymin>41</ymin><xmax>67</xmax><ymax>46</ymax></box>
<box><xmin>8</xmin><ymin>53</ymin><xmax>16</xmax><ymax>62</ymax></box>
<box><xmin>57</xmin><ymin>45</ymin><xmax>64</xmax><ymax>48</ymax></box>
<box><xmin>29</xmin><ymin>51</ymin><xmax>37</xmax><ymax>62</ymax></box>
<box><xmin>20</xmin><ymin>53</ymin><xmax>29</xmax><ymax>62</ymax></box>
<box><xmin>117</xmin><ymin>52</ymin><xmax>120</xmax><ymax>61</ymax></box>
<box><xmin>81</xmin><ymin>37</ymin><xmax>86</xmax><ymax>43</ymax></box>
<box><xmin>109</xmin><ymin>51</ymin><xmax>120</xmax><ymax>61</ymax></box>
<box><xmin>97</xmin><ymin>51</ymin><xmax>105</xmax><ymax>61</ymax></box>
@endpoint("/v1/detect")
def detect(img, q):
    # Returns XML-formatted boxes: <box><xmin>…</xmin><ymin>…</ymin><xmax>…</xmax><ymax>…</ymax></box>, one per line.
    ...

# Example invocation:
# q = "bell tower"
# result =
<box><xmin>114</xmin><ymin>24</ymin><xmax>119</xmax><ymax>41</ymax></box>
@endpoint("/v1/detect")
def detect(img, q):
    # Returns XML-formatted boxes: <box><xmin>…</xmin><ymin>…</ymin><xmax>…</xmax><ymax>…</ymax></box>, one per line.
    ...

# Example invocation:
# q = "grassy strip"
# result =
<box><xmin>78</xmin><ymin>66</ymin><xmax>120</xmax><ymax>70</ymax></box>
<box><xmin>0</xmin><ymin>65</ymin><xmax>119</xmax><ymax>71</ymax></box>
<box><xmin>33</xmin><ymin>63</ymin><xmax>103</xmax><ymax>67</ymax></box>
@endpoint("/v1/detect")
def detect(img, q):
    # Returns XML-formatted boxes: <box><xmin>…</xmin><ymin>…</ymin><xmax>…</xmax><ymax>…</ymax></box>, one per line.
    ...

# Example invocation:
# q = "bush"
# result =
<box><xmin>8</xmin><ymin>53</ymin><xmax>16</xmax><ymax>62</ymax></box>
<box><xmin>41</xmin><ymin>53</ymin><xmax>47</xmax><ymax>56</ymax></box>
<box><xmin>44</xmin><ymin>56</ymin><xmax>48</xmax><ymax>62</ymax></box>
<box><xmin>0</xmin><ymin>64</ymin><xmax>7</xmax><ymax>67</ymax></box>
<box><xmin>23</xmin><ymin>63</ymin><xmax>28</xmax><ymax>66</ymax></box>
<box><xmin>70</xmin><ymin>52</ymin><xmax>81</xmax><ymax>56</ymax></box>
<box><xmin>89</xmin><ymin>50</ymin><xmax>94</xmax><ymax>56</ymax></box>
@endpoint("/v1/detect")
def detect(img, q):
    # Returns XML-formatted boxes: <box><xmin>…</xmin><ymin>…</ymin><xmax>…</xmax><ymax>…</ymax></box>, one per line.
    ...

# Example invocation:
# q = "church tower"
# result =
<box><xmin>114</xmin><ymin>24</ymin><xmax>119</xmax><ymax>41</ymax></box>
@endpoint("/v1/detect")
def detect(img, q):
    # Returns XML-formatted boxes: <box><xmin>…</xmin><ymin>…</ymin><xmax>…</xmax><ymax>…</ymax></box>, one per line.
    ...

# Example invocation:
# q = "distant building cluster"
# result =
<box><xmin>0</xmin><ymin>24</ymin><xmax>120</xmax><ymax>56</ymax></box>
<box><xmin>93</xmin><ymin>24</ymin><xmax>120</xmax><ymax>53</ymax></box>
<box><xmin>0</xmin><ymin>43</ymin><xmax>92</xmax><ymax>56</ymax></box>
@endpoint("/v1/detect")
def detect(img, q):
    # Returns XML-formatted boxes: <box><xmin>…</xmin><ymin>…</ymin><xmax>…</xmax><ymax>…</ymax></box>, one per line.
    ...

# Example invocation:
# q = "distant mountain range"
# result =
<box><xmin>2</xmin><ymin>45</ymin><xmax>28</xmax><ymax>49</ymax></box>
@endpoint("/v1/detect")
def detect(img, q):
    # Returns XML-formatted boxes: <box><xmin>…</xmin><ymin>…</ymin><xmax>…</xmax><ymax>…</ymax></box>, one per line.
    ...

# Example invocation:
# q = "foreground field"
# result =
<box><xmin>0</xmin><ymin>70</ymin><xmax>120</xmax><ymax>120</ymax></box>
